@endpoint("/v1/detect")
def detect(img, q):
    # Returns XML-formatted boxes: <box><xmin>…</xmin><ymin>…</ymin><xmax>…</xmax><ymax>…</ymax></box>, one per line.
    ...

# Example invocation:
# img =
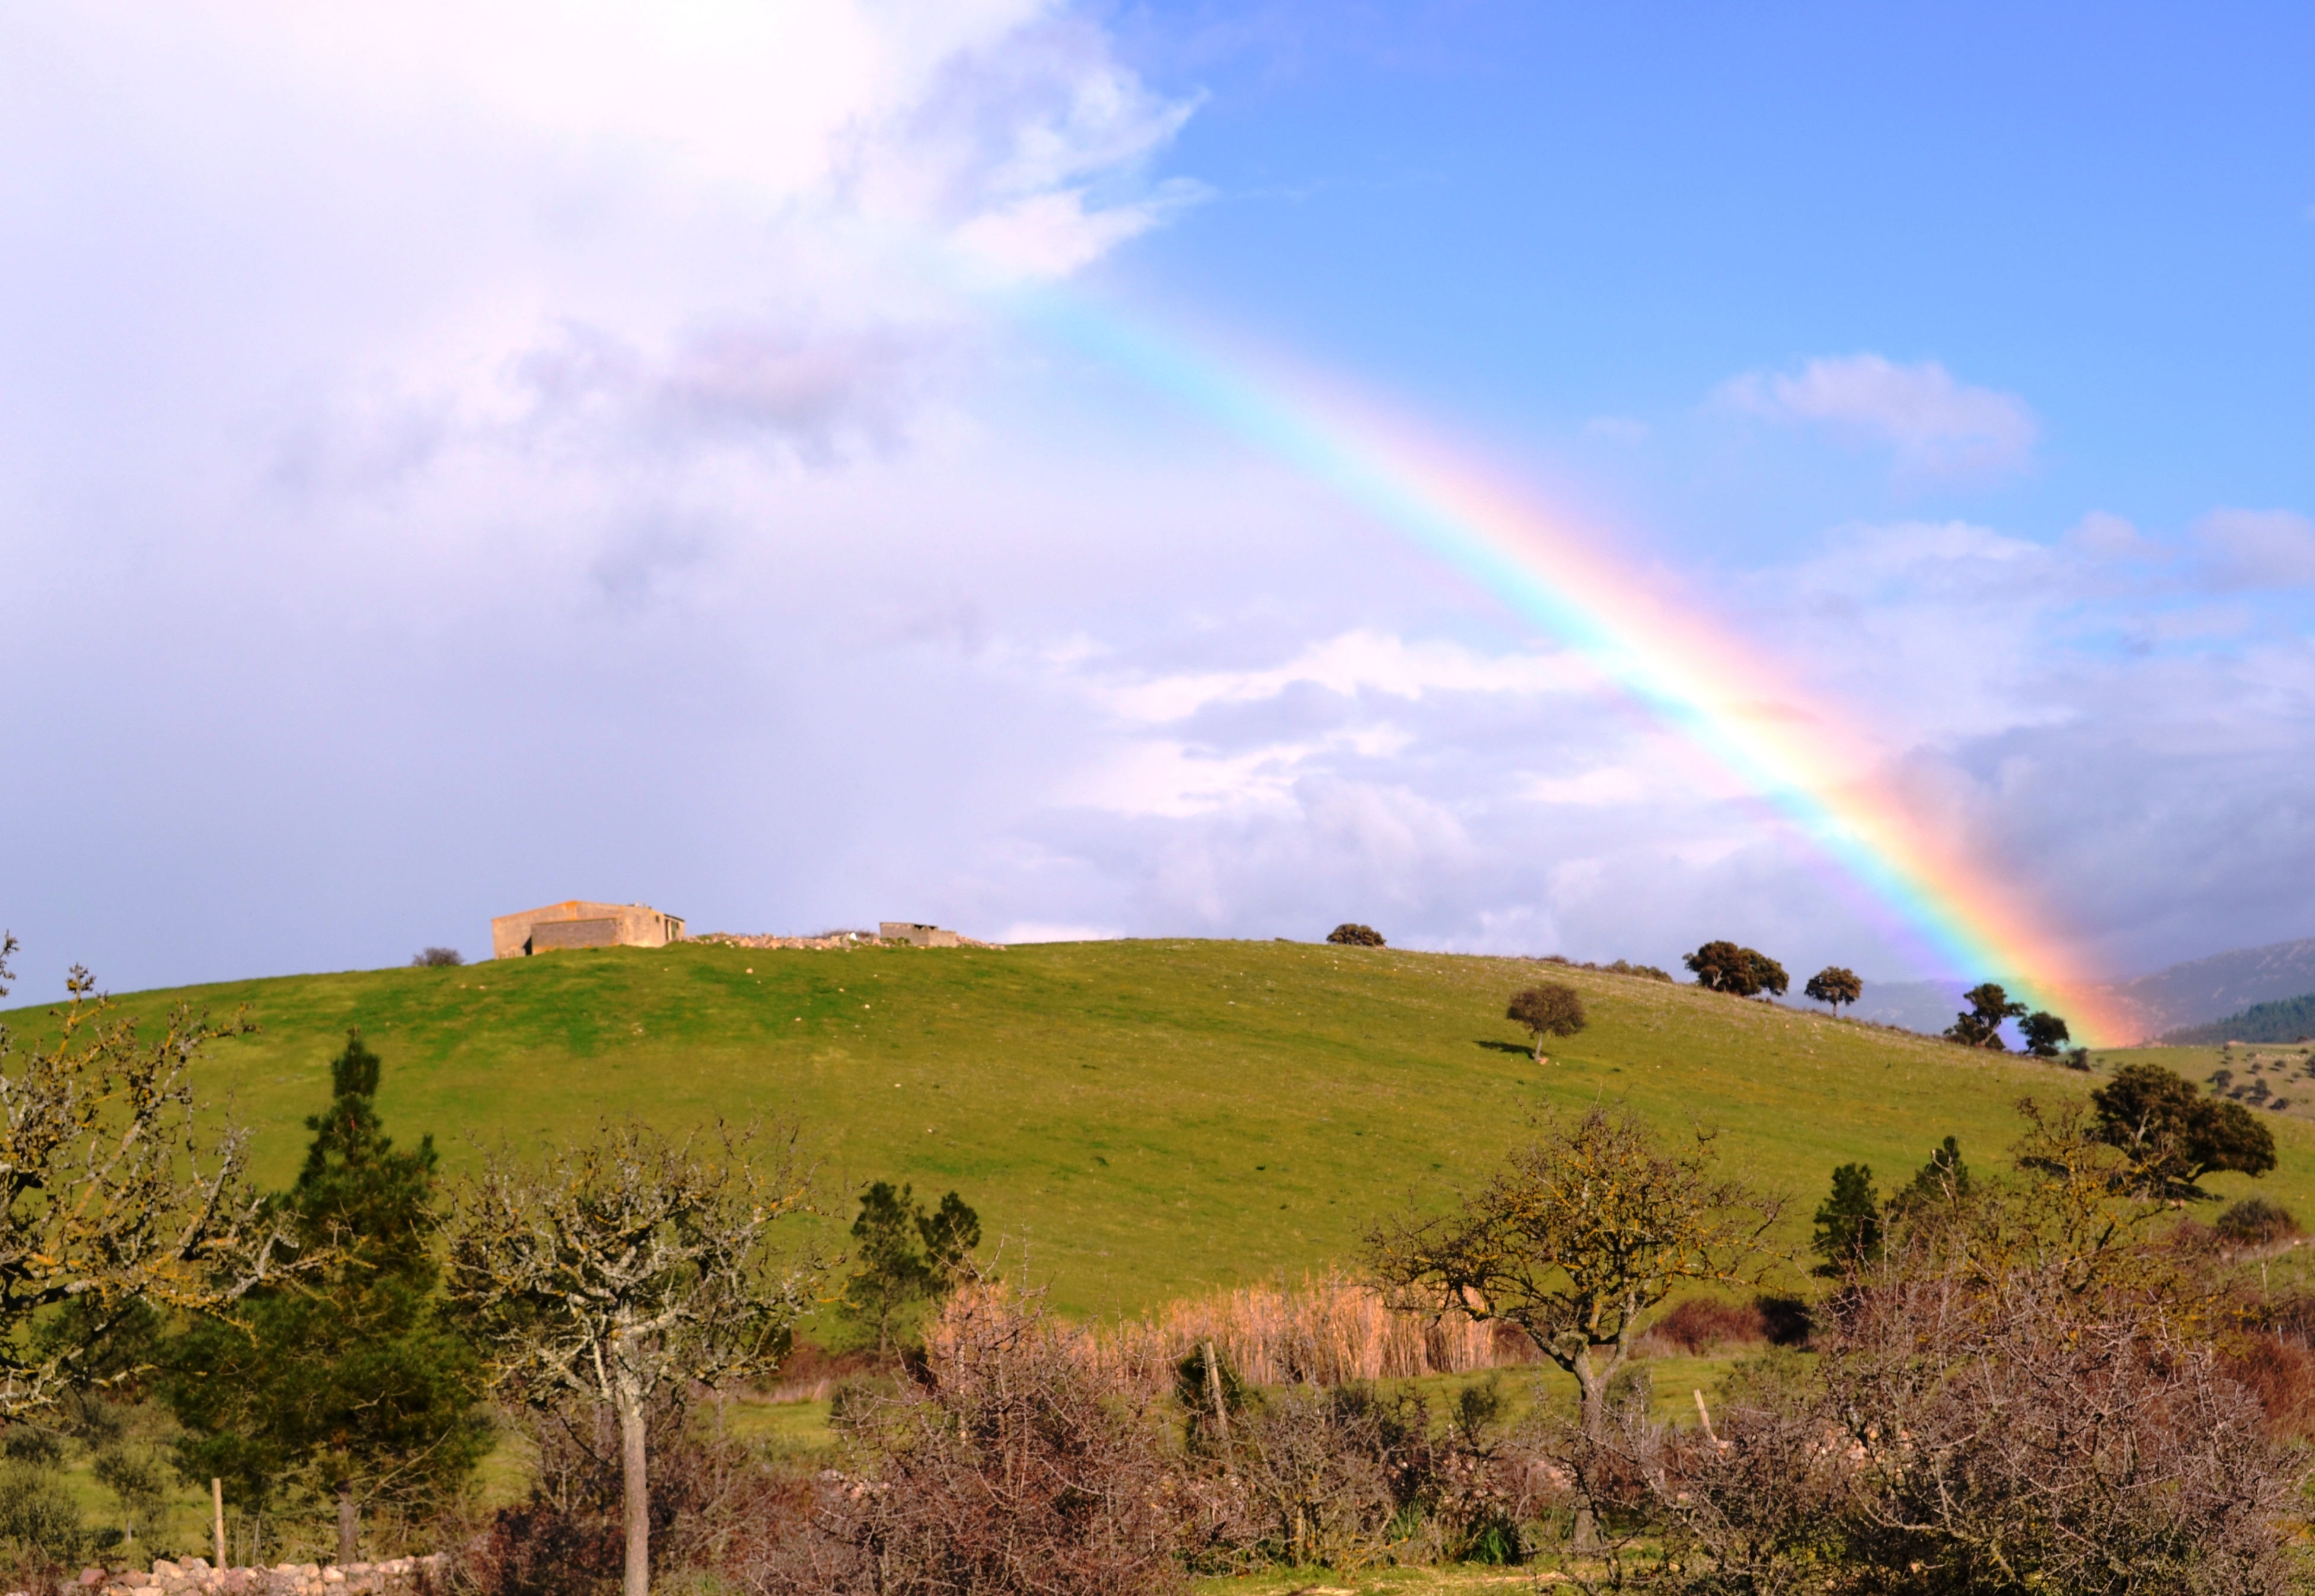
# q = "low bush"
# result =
<box><xmin>1643</xmin><ymin>1294</ymin><xmax>1810</xmax><ymax>1355</ymax></box>
<box><xmin>1326</xmin><ymin>924</ymin><xmax>1386</xmax><ymax>947</ymax></box>
<box><xmin>411</xmin><ymin>947</ymin><xmax>464</xmax><ymax>968</ymax></box>
<box><xmin>2217</xmin><ymin>1196</ymin><xmax>2300</xmax><ymax>1246</ymax></box>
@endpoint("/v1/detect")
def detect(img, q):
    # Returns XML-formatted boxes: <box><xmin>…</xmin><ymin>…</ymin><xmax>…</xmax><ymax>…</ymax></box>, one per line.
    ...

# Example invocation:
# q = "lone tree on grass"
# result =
<box><xmin>1326</xmin><ymin>923</ymin><xmax>1386</xmax><ymax>947</ymax></box>
<box><xmin>1506</xmin><ymin>982</ymin><xmax>1586</xmax><ymax>1062</ymax></box>
<box><xmin>1803</xmin><ymin>965</ymin><xmax>1863</xmax><ymax>1014</ymax></box>
<box><xmin>1946</xmin><ymin>982</ymin><xmax>2027</xmax><ymax>1048</ymax></box>
<box><xmin>1370</xmin><ymin>1106</ymin><xmax>1781</xmax><ymax>1547</ymax></box>
<box><xmin>1683</xmin><ymin>941</ymin><xmax>1788</xmax><ymax>998</ymax></box>
<box><xmin>0</xmin><ymin>935</ymin><xmax>296</xmax><ymax>1416</ymax></box>
<box><xmin>845</xmin><ymin>1180</ymin><xmax>981</xmax><ymax>1354</ymax></box>
<box><xmin>2089</xmin><ymin>1062</ymin><xmax>2275</xmax><ymax>1198</ymax></box>
<box><xmin>446</xmin><ymin>1119</ymin><xmax>817</xmax><ymax>1596</ymax></box>
<box><xmin>165</xmin><ymin>1030</ymin><xmax>485</xmax><ymax>1564</ymax></box>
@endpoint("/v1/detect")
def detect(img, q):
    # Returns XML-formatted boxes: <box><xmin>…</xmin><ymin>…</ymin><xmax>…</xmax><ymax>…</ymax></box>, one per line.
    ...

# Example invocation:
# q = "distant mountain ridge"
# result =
<box><xmin>1845</xmin><ymin>935</ymin><xmax>2315</xmax><ymax>1045</ymax></box>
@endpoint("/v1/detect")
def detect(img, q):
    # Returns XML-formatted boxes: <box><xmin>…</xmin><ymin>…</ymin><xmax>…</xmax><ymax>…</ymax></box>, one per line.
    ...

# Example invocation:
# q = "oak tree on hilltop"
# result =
<box><xmin>1946</xmin><ymin>982</ymin><xmax>2028</xmax><ymax>1048</ymax></box>
<box><xmin>2020</xmin><ymin>1010</ymin><xmax>2072</xmax><ymax>1058</ymax></box>
<box><xmin>1803</xmin><ymin>966</ymin><xmax>1863</xmax><ymax>1014</ymax></box>
<box><xmin>1685</xmin><ymin>941</ymin><xmax>1789</xmax><ymax>998</ymax></box>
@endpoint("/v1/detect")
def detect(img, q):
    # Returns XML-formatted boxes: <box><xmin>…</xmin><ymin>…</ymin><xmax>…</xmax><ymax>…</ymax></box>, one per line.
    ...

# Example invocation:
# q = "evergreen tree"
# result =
<box><xmin>166</xmin><ymin>1031</ymin><xmax>484</xmax><ymax>1564</ymax></box>
<box><xmin>843</xmin><ymin>1182</ymin><xmax>982</xmax><ymax>1352</ymax></box>
<box><xmin>1811</xmin><ymin>1163</ymin><xmax>1882</xmax><ymax>1276</ymax></box>
<box><xmin>1886</xmin><ymin>1136</ymin><xmax>1973</xmax><ymax>1229</ymax></box>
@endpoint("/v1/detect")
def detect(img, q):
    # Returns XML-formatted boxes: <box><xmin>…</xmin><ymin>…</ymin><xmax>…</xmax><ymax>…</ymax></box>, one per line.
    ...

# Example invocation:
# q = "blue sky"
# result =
<box><xmin>1</xmin><ymin>1</ymin><xmax>2310</xmax><ymax>1002</ymax></box>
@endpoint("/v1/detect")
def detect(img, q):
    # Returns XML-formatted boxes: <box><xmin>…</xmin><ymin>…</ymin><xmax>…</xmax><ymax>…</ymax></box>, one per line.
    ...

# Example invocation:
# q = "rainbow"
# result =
<box><xmin>1025</xmin><ymin>295</ymin><xmax>2129</xmax><ymax>1046</ymax></box>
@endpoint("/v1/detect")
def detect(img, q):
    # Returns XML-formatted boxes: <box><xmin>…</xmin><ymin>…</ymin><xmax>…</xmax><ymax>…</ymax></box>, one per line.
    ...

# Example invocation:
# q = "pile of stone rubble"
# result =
<box><xmin>37</xmin><ymin>1553</ymin><xmax>448</xmax><ymax>1596</ymax></box>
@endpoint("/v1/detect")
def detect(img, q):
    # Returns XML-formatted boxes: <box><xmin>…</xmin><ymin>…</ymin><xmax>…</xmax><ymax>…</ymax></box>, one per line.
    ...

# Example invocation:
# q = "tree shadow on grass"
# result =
<box><xmin>1475</xmin><ymin>1039</ymin><xmax>1534</xmax><ymax>1056</ymax></box>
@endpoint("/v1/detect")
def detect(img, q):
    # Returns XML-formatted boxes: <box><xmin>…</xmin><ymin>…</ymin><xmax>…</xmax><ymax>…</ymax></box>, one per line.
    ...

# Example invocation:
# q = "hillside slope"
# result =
<box><xmin>8</xmin><ymin>939</ymin><xmax>2308</xmax><ymax>1316</ymax></box>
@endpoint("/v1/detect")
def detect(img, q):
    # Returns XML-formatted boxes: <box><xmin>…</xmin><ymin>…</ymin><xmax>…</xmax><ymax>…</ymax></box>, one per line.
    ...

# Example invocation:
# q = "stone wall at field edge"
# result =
<box><xmin>63</xmin><ymin>1553</ymin><xmax>447</xmax><ymax>1596</ymax></box>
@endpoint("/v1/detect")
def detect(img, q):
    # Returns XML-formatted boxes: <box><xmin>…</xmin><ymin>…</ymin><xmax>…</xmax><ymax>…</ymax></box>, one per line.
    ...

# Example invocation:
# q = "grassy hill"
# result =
<box><xmin>8</xmin><ymin>938</ymin><xmax>2310</xmax><ymax>1317</ymax></box>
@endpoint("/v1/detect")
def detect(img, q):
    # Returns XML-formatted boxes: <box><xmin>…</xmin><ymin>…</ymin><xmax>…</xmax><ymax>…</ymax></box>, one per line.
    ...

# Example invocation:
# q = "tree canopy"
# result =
<box><xmin>2089</xmin><ymin>1062</ymin><xmax>2276</xmax><ymax>1197</ymax></box>
<box><xmin>1803</xmin><ymin>966</ymin><xmax>1863</xmax><ymax>1013</ymax></box>
<box><xmin>164</xmin><ymin>1030</ymin><xmax>484</xmax><ymax>1564</ymax></box>
<box><xmin>1683</xmin><ymin>942</ymin><xmax>1788</xmax><ymax>998</ymax></box>
<box><xmin>446</xmin><ymin>1118</ymin><xmax>816</xmax><ymax>1596</ymax></box>
<box><xmin>2020</xmin><ymin>1010</ymin><xmax>2072</xmax><ymax>1057</ymax></box>
<box><xmin>1370</xmin><ymin>1107</ymin><xmax>1781</xmax><ymax>1547</ymax></box>
<box><xmin>0</xmin><ymin>936</ymin><xmax>294</xmax><ymax>1417</ymax></box>
<box><xmin>1946</xmin><ymin>982</ymin><xmax>2027</xmax><ymax>1048</ymax></box>
<box><xmin>1812</xmin><ymin>1163</ymin><xmax>1881</xmax><ymax>1276</ymax></box>
<box><xmin>844</xmin><ymin>1181</ymin><xmax>982</xmax><ymax>1353</ymax></box>
<box><xmin>1505</xmin><ymin>984</ymin><xmax>1586</xmax><ymax>1062</ymax></box>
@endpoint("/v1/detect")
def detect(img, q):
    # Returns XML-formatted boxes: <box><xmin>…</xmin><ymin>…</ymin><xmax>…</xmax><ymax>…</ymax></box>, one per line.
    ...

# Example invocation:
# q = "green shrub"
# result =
<box><xmin>2218</xmin><ymin>1198</ymin><xmax>2300</xmax><ymax>1246</ymax></box>
<box><xmin>0</xmin><ymin>1459</ymin><xmax>85</xmax><ymax>1565</ymax></box>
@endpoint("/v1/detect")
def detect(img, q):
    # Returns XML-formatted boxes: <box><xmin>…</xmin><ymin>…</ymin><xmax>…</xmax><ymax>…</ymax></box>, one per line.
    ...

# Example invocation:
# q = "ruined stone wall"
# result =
<box><xmin>693</xmin><ymin>929</ymin><xmax>1002</xmax><ymax>951</ymax></box>
<box><xmin>64</xmin><ymin>1553</ymin><xmax>445</xmax><ymax>1596</ymax></box>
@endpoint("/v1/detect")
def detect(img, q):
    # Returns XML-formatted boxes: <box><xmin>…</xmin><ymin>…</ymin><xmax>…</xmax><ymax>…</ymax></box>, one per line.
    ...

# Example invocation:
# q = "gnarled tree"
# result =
<box><xmin>0</xmin><ymin>936</ymin><xmax>293</xmax><ymax>1416</ymax></box>
<box><xmin>1947</xmin><ymin>981</ymin><xmax>2027</xmax><ymax>1048</ymax></box>
<box><xmin>2090</xmin><ymin>1062</ymin><xmax>2275</xmax><ymax>1199</ymax></box>
<box><xmin>445</xmin><ymin>1119</ymin><xmax>817</xmax><ymax>1596</ymax></box>
<box><xmin>1369</xmin><ymin>1105</ymin><xmax>1781</xmax><ymax>1546</ymax></box>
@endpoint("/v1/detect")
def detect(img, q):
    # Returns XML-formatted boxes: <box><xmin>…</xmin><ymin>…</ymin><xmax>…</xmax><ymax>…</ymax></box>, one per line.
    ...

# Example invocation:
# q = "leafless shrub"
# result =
<box><xmin>1552</xmin><ymin>1264</ymin><xmax>2302</xmax><ymax>1595</ymax></box>
<box><xmin>767</xmin><ymin>1284</ymin><xmax>1187</xmax><ymax>1596</ymax></box>
<box><xmin>2218</xmin><ymin>1331</ymin><xmax>2315</xmax><ymax>1443</ymax></box>
<box><xmin>1643</xmin><ymin>1294</ymin><xmax>1813</xmax><ymax>1356</ymax></box>
<box><xmin>412</xmin><ymin>947</ymin><xmax>465</xmax><ymax>968</ymax></box>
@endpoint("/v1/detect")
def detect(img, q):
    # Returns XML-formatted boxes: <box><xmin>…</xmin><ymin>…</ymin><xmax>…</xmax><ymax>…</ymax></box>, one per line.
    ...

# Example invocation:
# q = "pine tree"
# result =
<box><xmin>166</xmin><ymin>1031</ymin><xmax>484</xmax><ymax>1564</ymax></box>
<box><xmin>843</xmin><ymin>1182</ymin><xmax>982</xmax><ymax>1353</ymax></box>
<box><xmin>1811</xmin><ymin>1163</ymin><xmax>1882</xmax><ymax>1275</ymax></box>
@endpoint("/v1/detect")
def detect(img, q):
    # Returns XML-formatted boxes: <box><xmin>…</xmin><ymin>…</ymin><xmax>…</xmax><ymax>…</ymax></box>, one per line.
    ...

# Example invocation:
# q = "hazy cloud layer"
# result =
<box><xmin>0</xmin><ymin>7</ymin><xmax>2310</xmax><ymax>1005</ymax></box>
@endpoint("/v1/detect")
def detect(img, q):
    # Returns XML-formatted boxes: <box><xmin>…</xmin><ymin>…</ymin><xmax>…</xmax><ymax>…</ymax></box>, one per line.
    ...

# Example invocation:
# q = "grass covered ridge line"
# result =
<box><xmin>8</xmin><ymin>938</ymin><xmax>2308</xmax><ymax>1317</ymax></box>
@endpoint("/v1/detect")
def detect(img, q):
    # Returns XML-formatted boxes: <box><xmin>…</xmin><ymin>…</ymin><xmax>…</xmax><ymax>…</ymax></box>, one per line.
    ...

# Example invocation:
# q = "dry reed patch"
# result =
<box><xmin>1007</xmin><ymin>1272</ymin><xmax>1525</xmax><ymax>1393</ymax></box>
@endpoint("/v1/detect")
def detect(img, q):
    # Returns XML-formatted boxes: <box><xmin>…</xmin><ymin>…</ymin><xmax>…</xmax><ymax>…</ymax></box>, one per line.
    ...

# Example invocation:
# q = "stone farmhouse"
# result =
<box><xmin>492</xmin><ymin>900</ymin><xmax>686</xmax><ymax>959</ymax></box>
<box><xmin>879</xmin><ymin>921</ymin><xmax>962</xmax><ymax>947</ymax></box>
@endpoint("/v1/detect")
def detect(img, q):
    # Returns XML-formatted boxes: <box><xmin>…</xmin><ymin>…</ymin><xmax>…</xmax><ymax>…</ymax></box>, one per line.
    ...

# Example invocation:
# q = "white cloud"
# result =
<box><xmin>1524</xmin><ymin>767</ymin><xmax>1647</xmax><ymax>805</ymax></box>
<box><xmin>1719</xmin><ymin>353</ymin><xmax>2039</xmax><ymax>478</ymax></box>
<box><xmin>1095</xmin><ymin>630</ymin><xmax>1590</xmax><ymax>723</ymax></box>
<box><xmin>2191</xmin><ymin>508</ymin><xmax>2315</xmax><ymax>590</ymax></box>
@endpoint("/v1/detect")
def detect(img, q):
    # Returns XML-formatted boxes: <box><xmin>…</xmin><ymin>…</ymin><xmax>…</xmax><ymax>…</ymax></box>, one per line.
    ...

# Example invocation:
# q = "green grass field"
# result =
<box><xmin>9</xmin><ymin>937</ymin><xmax>2307</xmax><ymax>1318</ymax></box>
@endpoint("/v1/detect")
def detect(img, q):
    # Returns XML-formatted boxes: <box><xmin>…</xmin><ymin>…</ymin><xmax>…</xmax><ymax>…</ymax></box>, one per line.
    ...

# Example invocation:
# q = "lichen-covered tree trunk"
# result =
<box><xmin>1568</xmin><ymin>1340</ymin><xmax>1621</xmax><ymax>1552</ymax></box>
<box><xmin>336</xmin><ymin>1480</ymin><xmax>357</xmax><ymax>1567</ymax></box>
<box><xmin>618</xmin><ymin>1381</ymin><xmax>651</xmax><ymax>1596</ymax></box>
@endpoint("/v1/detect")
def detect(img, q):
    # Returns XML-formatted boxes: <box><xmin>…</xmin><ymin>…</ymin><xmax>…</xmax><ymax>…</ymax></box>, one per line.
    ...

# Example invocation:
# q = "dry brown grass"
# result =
<box><xmin>974</xmin><ymin>1272</ymin><xmax>1525</xmax><ymax>1392</ymax></box>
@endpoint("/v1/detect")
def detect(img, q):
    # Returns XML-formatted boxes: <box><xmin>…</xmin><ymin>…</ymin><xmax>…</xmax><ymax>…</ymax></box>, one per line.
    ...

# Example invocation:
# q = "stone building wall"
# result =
<box><xmin>490</xmin><ymin>900</ymin><xmax>685</xmax><ymax>959</ymax></box>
